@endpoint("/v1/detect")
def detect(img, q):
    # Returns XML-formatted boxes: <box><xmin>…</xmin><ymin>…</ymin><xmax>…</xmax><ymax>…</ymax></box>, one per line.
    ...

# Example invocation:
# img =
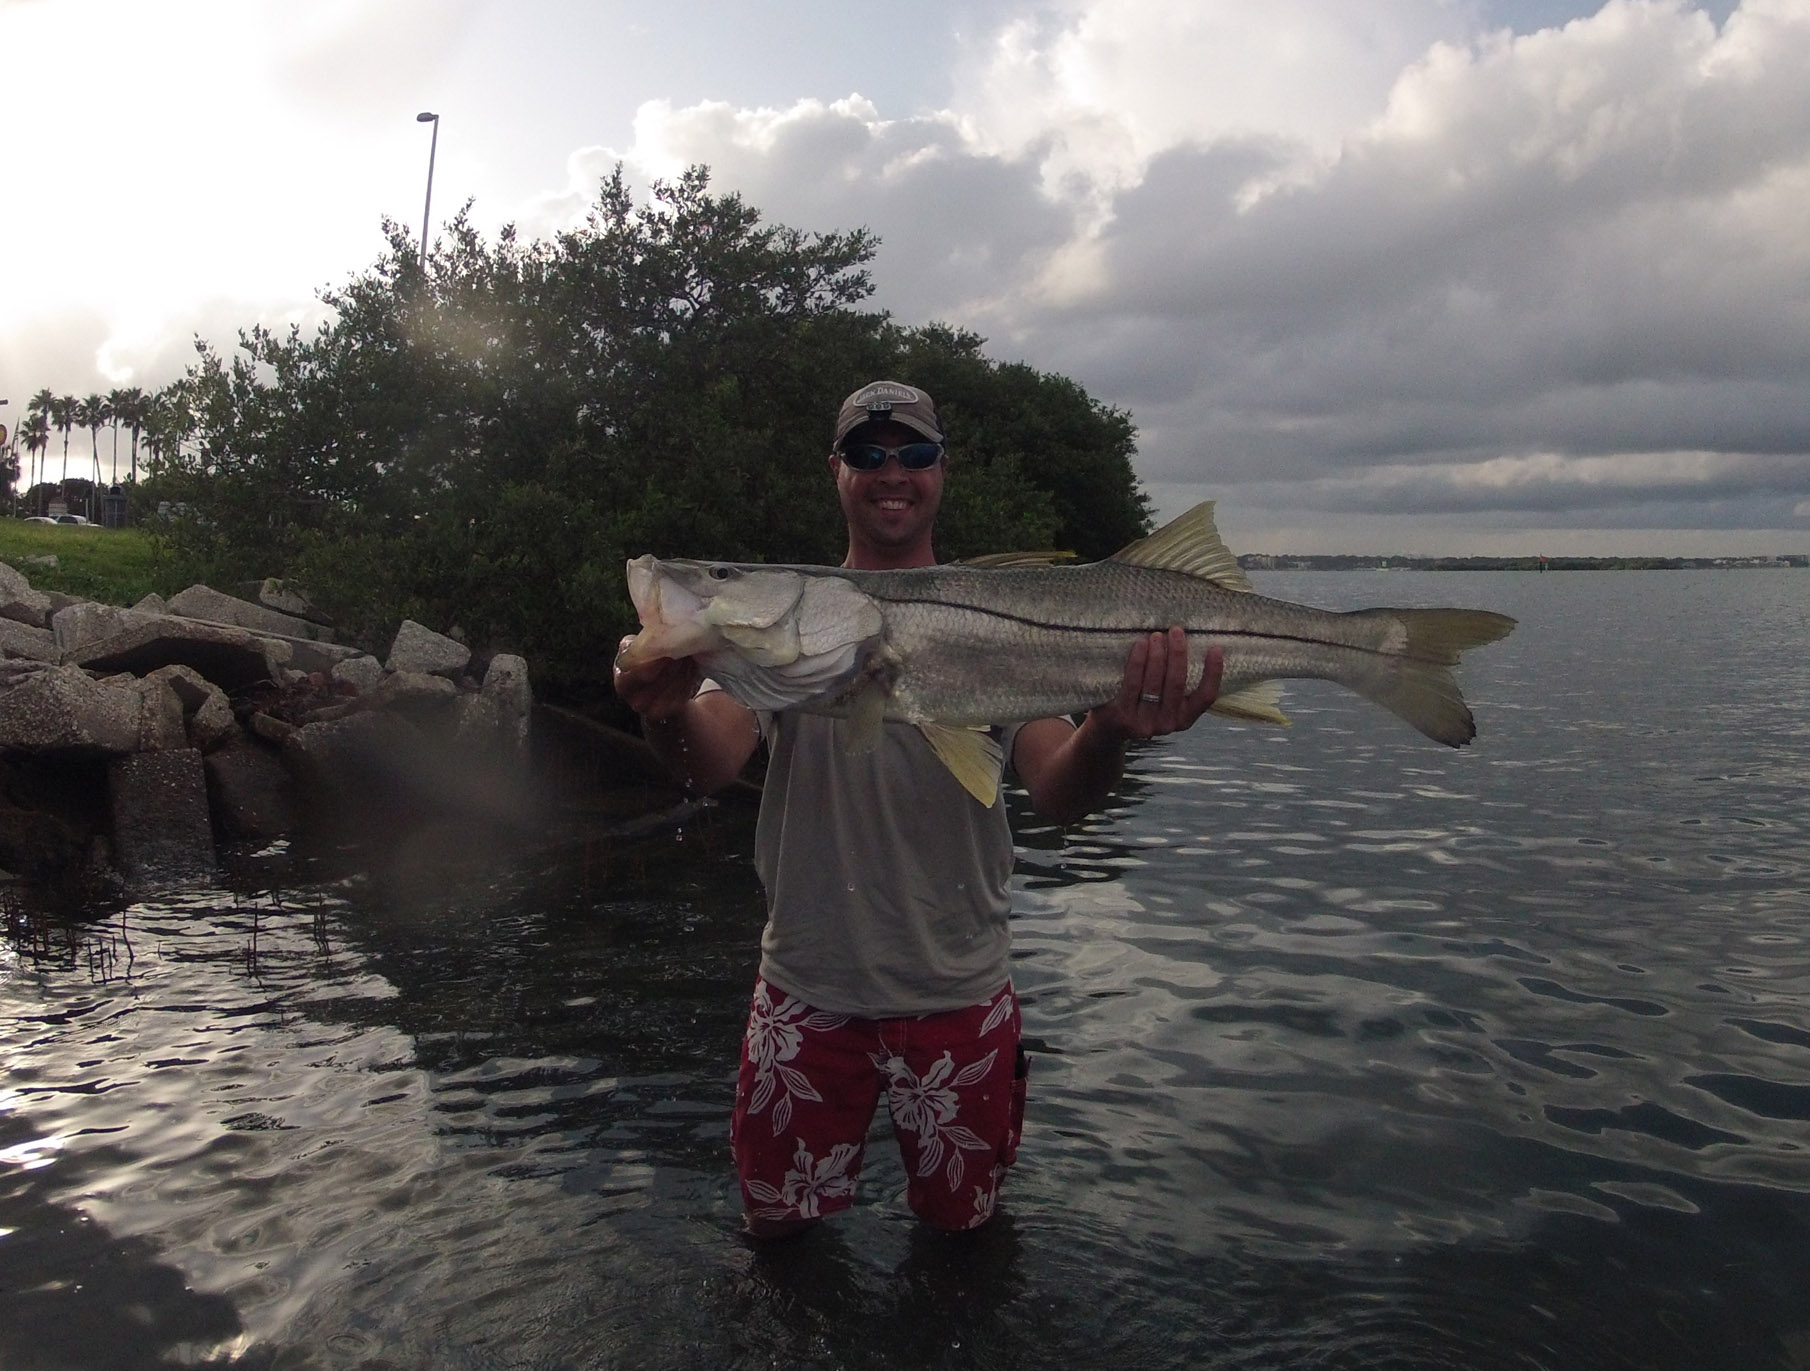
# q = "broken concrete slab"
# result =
<box><xmin>188</xmin><ymin>691</ymin><xmax>239</xmax><ymax>752</ymax></box>
<box><xmin>0</xmin><ymin>618</ymin><xmax>60</xmax><ymax>663</ymax></box>
<box><xmin>252</xmin><ymin>578</ymin><xmax>332</xmax><ymax>626</ymax></box>
<box><xmin>128</xmin><ymin>676</ymin><xmax>188</xmax><ymax>751</ymax></box>
<box><xmin>204</xmin><ymin>736</ymin><xmax>300</xmax><ymax>840</ymax></box>
<box><xmin>386</xmin><ymin>619</ymin><xmax>471</xmax><ymax>678</ymax></box>
<box><xmin>371</xmin><ymin>670</ymin><xmax>459</xmax><ymax>712</ymax></box>
<box><xmin>51</xmin><ymin>602</ymin><xmax>156</xmax><ymax>657</ymax></box>
<box><xmin>143</xmin><ymin>663</ymin><xmax>219</xmax><ymax>714</ymax></box>
<box><xmin>0</xmin><ymin>561</ymin><xmax>53</xmax><ymax>629</ymax></box>
<box><xmin>481</xmin><ymin>653</ymin><xmax>533</xmax><ymax>754</ymax></box>
<box><xmin>168</xmin><ymin>584</ymin><xmax>334</xmax><ymax>642</ymax></box>
<box><xmin>108</xmin><ymin>749</ymin><xmax>215</xmax><ymax>879</ymax></box>
<box><xmin>68</xmin><ymin>616</ymin><xmax>290</xmax><ymax>693</ymax></box>
<box><xmin>331</xmin><ymin>653</ymin><xmax>384</xmax><ymax>694</ymax></box>
<box><xmin>0</xmin><ymin>664</ymin><xmax>140</xmax><ymax>754</ymax></box>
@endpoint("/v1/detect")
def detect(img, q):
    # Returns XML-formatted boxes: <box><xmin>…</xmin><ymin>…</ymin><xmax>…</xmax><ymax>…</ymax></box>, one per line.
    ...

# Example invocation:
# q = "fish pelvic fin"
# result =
<box><xmin>1209</xmin><ymin>681</ymin><xmax>1290</xmax><ymax>727</ymax></box>
<box><xmin>1110</xmin><ymin>502</ymin><xmax>1252</xmax><ymax>593</ymax></box>
<box><xmin>1360</xmin><ymin>608</ymin><xmax>1518</xmax><ymax>747</ymax></box>
<box><xmin>918</xmin><ymin>724</ymin><xmax>1005</xmax><ymax>808</ymax></box>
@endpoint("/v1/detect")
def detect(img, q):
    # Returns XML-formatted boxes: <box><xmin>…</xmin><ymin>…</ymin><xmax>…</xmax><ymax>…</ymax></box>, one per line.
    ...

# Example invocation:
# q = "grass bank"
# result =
<box><xmin>0</xmin><ymin>522</ymin><xmax>173</xmax><ymax>606</ymax></box>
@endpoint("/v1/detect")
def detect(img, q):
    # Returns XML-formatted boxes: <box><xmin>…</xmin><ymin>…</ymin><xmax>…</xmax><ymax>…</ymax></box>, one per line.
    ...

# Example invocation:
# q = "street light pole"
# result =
<box><xmin>416</xmin><ymin>111</ymin><xmax>440</xmax><ymax>269</ymax></box>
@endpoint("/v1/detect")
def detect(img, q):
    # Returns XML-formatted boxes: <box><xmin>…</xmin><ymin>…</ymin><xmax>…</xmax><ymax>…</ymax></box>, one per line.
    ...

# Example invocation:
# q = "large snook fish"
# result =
<box><xmin>617</xmin><ymin>503</ymin><xmax>1516</xmax><ymax>805</ymax></box>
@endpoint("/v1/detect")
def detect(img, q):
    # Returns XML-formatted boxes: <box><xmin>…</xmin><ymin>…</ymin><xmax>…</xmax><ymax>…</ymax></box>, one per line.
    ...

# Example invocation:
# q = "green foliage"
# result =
<box><xmin>142</xmin><ymin>167</ymin><xmax>1153</xmax><ymax>691</ymax></box>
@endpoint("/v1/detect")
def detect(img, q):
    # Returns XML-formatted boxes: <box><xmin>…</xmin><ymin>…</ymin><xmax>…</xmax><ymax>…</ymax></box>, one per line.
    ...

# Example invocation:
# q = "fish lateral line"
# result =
<box><xmin>870</xmin><ymin>598</ymin><xmax>1409</xmax><ymax>659</ymax></box>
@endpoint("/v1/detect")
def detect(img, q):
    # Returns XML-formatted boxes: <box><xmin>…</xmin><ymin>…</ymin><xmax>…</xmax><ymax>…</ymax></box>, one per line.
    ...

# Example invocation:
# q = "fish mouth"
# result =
<box><xmin>615</xmin><ymin>619</ymin><xmax>719</xmax><ymax>669</ymax></box>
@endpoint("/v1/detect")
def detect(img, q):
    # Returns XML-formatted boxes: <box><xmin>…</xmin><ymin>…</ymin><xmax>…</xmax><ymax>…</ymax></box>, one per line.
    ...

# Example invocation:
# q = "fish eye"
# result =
<box><xmin>708</xmin><ymin>565</ymin><xmax>734</xmax><ymax>581</ymax></box>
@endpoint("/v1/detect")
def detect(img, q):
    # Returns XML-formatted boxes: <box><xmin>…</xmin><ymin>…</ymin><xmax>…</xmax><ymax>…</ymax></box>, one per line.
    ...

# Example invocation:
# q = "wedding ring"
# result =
<box><xmin>1139</xmin><ymin>692</ymin><xmax>1162</xmax><ymax>704</ymax></box>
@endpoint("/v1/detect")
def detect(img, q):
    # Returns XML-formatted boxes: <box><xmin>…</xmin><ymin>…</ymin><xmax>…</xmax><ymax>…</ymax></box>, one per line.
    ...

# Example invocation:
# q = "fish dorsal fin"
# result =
<box><xmin>1109</xmin><ymin>502</ymin><xmax>1252</xmax><ymax>593</ymax></box>
<box><xmin>918</xmin><ymin>724</ymin><xmax>1004</xmax><ymax>808</ymax></box>
<box><xmin>956</xmin><ymin>550</ymin><xmax>1079</xmax><ymax>568</ymax></box>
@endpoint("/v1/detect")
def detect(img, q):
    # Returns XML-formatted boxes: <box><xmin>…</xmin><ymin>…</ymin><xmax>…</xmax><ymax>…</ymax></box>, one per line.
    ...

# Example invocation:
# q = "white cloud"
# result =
<box><xmin>4</xmin><ymin>0</ymin><xmax>1806</xmax><ymax>553</ymax></box>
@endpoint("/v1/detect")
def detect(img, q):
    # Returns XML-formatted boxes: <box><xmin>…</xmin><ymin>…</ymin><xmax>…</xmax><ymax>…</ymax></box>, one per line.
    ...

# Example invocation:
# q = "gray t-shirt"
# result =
<box><xmin>751</xmin><ymin>711</ymin><xmax>1026</xmax><ymax>1018</ymax></box>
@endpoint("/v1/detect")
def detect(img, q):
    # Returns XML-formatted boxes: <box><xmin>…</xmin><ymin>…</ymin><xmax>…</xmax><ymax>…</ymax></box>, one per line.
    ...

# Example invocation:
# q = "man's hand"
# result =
<box><xmin>1088</xmin><ymin>627</ymin><xmax>1223</xmax><ymax>743</ymax></box>
<box><xmin>613</xmin><ymin>635</ymin><xmax>701</xmax><ymax>721</ymax></box>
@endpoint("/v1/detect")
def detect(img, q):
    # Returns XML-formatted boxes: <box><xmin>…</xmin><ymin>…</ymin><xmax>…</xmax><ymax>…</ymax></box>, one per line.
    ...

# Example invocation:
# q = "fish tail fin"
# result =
<box><xmin>1357</xmin><ymin>609</ymin><xmax>1518</xmax><ymax>747</ymax></box>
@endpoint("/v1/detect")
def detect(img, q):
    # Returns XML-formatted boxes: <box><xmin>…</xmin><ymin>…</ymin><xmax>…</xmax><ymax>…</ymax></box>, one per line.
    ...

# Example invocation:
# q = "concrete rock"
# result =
<box><xmin>0</xmin><ymin>618</ymin><xmax>60</xmax><ymax>663</ymax></box>
<box><xmin>372</xmin><ymin>670</ymin><xmax>459</xmax><ymax>711</ymax></box>
<box><xmin>480</xmin><ymin>653</ymin><xmax>533</xmax><ymax>753</ymax></box>
<box><xmin>0</xmin><ymin>561</ymin><xmax>53</xmax><ymax>629</ymax></box>
<box><xmin>255</xmin><ymin>578</ymin><xmax>332</xmax><ymax>626</ymax></box>
<box><xmin>0</xmin><ymin>664</ymin><xmax>140</xmax><ymax>754</ymax></box>
<box><xmin>168</xmin><ymin>583</ymin><xmax>333</xmax><ymax>642</ymax></box>
<box><xmin>108</xmin><ymin>749</ymin><xmax>215</xmax><ymax>879</ymax></box>
<box><xmin>144</xmin><ymin>663</ymin><xmax>219</xmax><ymax>714</ymax></box>
<box><xmin>386</xmin><ymin>619</ymin><xmax>471</xmax><ymax>678</ymax></box>
<box><xmin>68</xmin><ymin>615</ymin><xmax>290</xmax><ymax>693</ymax></box>
<box><xmin>331</xmin><ymin>653</ymin><xmax>384</xmax><ymax>694</ymax></box>
<box><xmin>248</xmin><ymin>712</ymin><xmax>297</xmax><ymax>744</ymax></box>
<box><xmin>52</xmin><ymin>602</ymin><xmax>155</xmax><ymax>656</ymax></box>
<box><xmin>128</xmin><ymin>676</ymin><xmax>188</xmax><ymax>751</ymax></box>
<box><xmin>284</xmin><ymin>637</ymin><xmax>366</xmax><ymax>675</ymax></box>
<box><xmin>132</xmin><ymin>592</ymin><xmax>170</xmax><ymax>615</ymax></box>
<box><xmin>448</xmin><ymin>691</ymin><xmax>503</xmax><ymax>747</ymax></box>
<box><xmin>204</xmin><ymin>736</ymin><xmax>299</xmax><ymax>840</ymax></box>
<box><xmin>188</xmin><ymin>690</ymin><xmax>240</xmax><ymax>752</ymax></box>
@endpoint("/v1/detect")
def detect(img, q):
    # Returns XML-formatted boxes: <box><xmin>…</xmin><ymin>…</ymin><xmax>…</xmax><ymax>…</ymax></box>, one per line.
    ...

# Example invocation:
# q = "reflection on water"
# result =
<box><xmin>4</xmin><ymin>571</ymin><xmax>1810</xmax><ymax>1370</ymax></box>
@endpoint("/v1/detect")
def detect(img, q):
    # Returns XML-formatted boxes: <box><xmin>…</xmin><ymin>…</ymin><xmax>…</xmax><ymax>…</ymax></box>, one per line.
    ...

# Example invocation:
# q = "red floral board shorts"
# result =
<box><xmin>730</xmin><ymin>977</ymin><xmax>1027</xmax><ymax>1232</ymax></box>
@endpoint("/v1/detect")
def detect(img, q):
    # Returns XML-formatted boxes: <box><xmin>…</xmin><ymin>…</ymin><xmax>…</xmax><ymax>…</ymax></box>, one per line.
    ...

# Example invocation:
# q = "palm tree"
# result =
<box><xmin>69</xmin><ymin>395</ymin><xmax>109</xmax><ymax>517</ymax></box>
<box><xmin>49</xmin><ymin>395</ymin><xmax>76</xmax><ymax>493</ymax></box>
<box><xmin>20</xmin><ymin>410</ymin><xmax>50</xmax><ymax>511</ymax></box>
<box><xmin>112</xmin><ymin>385</ymin><xmax>148</xmax><ymax>484</ymax></box>
<box><xmin>25</xmin><ymin>390</ymin><xmax>55</xmax><ymax>497</ymax></box>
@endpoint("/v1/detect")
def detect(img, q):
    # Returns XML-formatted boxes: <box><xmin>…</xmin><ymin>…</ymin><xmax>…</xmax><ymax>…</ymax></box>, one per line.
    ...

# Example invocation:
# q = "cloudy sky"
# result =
<box><xmin>5</xmin><ymin>0</ymin><xmax>1806</xmax><ymax>555</ymax></box>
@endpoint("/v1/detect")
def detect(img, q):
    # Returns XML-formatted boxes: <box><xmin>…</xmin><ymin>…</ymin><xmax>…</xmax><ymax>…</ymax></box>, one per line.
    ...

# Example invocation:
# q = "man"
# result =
<box><xmin>613</xmin><ymin>380</ymin><xmax>1222</xmax><ymax>1236</ymax></box>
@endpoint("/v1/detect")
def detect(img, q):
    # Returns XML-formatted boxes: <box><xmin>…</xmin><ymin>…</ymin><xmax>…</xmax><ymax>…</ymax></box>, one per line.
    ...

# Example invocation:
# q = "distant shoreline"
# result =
<box><xmin>1238</xmin><ymin>554</ymin><xmax>1808</xmax><ymax>571</ymax></box>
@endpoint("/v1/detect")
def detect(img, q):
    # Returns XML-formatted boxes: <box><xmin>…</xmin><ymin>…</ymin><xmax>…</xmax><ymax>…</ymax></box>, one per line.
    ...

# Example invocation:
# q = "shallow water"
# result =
<box><xmin>4</xmin><ymin>570</ymin><xmax>1809</xmax><ymax>1369</ymax></box>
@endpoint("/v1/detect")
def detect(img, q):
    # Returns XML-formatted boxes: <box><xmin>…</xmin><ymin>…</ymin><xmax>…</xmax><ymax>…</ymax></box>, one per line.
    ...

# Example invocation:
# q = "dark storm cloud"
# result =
<box><xmin>1024</xmin><ymin>1</ymin><xmax>1810</xmax><ymax>537</ymax></box>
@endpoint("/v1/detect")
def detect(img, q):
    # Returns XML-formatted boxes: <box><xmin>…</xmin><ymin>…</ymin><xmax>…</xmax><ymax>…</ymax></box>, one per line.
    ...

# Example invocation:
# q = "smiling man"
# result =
<box><xmin>613</xmin><ymin>379</ymin><xmax>1223</xmax><ymax>1238</ymax></box>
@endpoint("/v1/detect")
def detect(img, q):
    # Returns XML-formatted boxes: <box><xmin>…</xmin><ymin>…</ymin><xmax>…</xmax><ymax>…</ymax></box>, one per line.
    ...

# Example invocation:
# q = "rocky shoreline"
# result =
<box><xmin>0</xmin><ymin>559</ymin><xmax>538</xmax><ymax>895</ymax></box>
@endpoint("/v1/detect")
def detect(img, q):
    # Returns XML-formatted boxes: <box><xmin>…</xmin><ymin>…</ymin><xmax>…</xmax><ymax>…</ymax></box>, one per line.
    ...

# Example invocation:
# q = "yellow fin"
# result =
<box><xmin>839</xmin><ymin>685</ymin><xmax>887</xmax><ymax>754</ymax></box>
<box><xmin>956</xmin><ymin>550</ymin><xmax>1079</xmax><ymax>568</ymax></box>
<box><xmin>1209</xmin><ymin>681</ymin><xmax>1290</xmax><ymax>727</ymax></box>
<box><xmin>918</xmin><ymin>724</ymin><xmax>1005</xmax><ymax>808</ymax></box>
<box><xmin>1110</xmin><ymin>502</ymin><xmax>1252</xmax><ymax>593</ymax></box>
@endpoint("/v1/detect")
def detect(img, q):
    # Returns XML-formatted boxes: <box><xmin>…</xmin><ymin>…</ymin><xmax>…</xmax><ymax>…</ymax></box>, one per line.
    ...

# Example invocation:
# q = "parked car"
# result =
<box><xmin>53</xmin><ymin>514</ymin><xmax>91</xmax><ymax>525</ymax></box>
<box><xmin>21</xmin><ymin>515</ymin><xmax>56</xmax><ymax>524</ymax></box>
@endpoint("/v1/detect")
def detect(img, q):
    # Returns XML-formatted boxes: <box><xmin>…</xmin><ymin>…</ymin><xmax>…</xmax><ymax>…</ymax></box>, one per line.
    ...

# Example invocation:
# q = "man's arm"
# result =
<box><xmin>613</xmin><ymin>638</ymin><xmax>762</xmax><ymax>795</ymax></box>
<box><xmin>1013</xmin><ymin>628</ymin><xmax>1223</xmax><ymax>826</ymax></box>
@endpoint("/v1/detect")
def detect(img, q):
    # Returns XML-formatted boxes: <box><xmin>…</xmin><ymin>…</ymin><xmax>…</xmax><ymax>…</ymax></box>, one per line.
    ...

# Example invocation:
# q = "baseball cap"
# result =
<box><xmin>832</xmin><ymin>381</ymin><xmax>944</xmax><ymax>447</ymax></box>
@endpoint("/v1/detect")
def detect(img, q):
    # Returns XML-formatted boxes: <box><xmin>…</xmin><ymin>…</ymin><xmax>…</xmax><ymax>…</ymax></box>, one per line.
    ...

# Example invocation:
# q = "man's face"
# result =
<box><xmin>830</xmin><ymin>418</ymin><xmax>944</xmax><ymax>561</ymax></box>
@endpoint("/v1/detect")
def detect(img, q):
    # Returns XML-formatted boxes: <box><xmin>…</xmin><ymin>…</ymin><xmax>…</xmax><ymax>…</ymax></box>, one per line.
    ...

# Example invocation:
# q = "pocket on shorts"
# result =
<box><xmin>1003</xmin><ymin>1045</ymin><xmax>1028</xmax><ymax>1166</ymax></box>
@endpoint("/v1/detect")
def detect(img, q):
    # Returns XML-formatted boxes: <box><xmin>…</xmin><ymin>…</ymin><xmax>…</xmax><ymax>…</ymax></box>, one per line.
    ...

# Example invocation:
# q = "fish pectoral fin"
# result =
<box><xmin>837</xmin><ymin>684</ymin><xmax>888</xmax><ymax>754</ymax></box>
<box><xmin>918</xmin><ymin>724</ymin><xmax>1005</xmax><ymax>809</ymax></box>
<box><xmin>1109</xmin><ymin>502</ymin><xmax>1253</xmax><ymax>593</ymax></box>
<box><xmin>1209</xmin><ymin>681</ymin><xmax>1290</xmax><ymax>727</ymax></box>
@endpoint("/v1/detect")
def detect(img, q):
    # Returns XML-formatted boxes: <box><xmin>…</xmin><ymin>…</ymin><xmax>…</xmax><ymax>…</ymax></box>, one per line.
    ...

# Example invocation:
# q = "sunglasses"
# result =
<box><xmin>838</xmin><ymin>440</ymin><xmax>945</xmax><ymax>472</ymax></box>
